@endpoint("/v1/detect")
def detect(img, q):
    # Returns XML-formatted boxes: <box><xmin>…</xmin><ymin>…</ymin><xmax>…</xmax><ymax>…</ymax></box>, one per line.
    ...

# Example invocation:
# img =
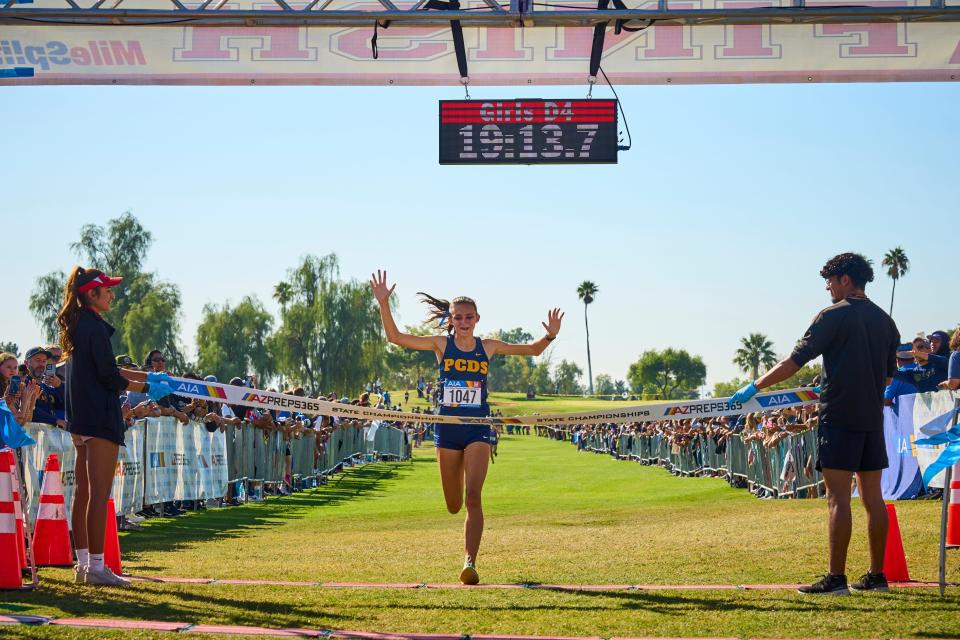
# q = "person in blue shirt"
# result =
<box><xmin>883</xmin><ymin>345</ymin><xmax>917</xmax><ymax>413</ymax></box>
<box><xmin>22</xmin><ymin>346</ymin><xmax>66</xmax><ymax>427</ymax></box>
<box><xmin>894</xmin><ymin>337</ymin><xmax>948</xmax><ymax>393</ymax></box>
<box><xmin>371</xmin><ymin>269</ymin><xmax>563</xmax><ymax>585</ymax></box>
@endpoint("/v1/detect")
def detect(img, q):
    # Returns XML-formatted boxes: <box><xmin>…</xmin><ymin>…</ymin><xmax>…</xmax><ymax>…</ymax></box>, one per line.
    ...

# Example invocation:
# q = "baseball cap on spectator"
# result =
<box><xmin>229</xmin><ymin>377</ymin><xmax>244</xmax><ymax>386</ymax></box>
<box><xmin>928</xmin><ymin>330</ymin><xmax>951</xmax><ymax>356</ymax></box>
<box><xmin>895</xmin><ymin>343</ymin><xmax>915</xmax><ymax>362</ymax></box>
<box><xmin>115</xmin><ymin>354</ymin><xmax>138</xmax><ymax>367</ymax></box>
<box><xmin>204</xmin><ymin>375</ymin><xmax>218</xmax><ymax>383</ymax></box>
<box><xmin>340</xmin><ymin>397</ymin><xmax>350</xmax><ymax>403</ymax></box>
<box><xmin>25</xmin><ymin>346</ymin><xmax>53</xmax><ymax>360</ymax></box>
<box><xmin>76</xmin><ymin>269</ymin><xmax>123</xmax><ymax>293</ymax></box>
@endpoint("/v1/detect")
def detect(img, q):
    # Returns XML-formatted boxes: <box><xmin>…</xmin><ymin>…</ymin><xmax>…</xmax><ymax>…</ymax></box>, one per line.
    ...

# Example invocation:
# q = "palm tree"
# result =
<box><xmin>576</xmin><ymin>281</ymin><xmax>598</xmax><ymax>395</ymax></box>
<box><xmin>273</xmin><ymin>281</ymin><xmax>293</xmax><ymax>319</ymax></box>
<box><xmin>733</xmin><ymin>333</ymin><xmax>777</xmax><ymax>381</ymax></box>
<box><xmin>881</xmin><ymin>247</ymin><xmax>909</xmax><ymax>317</ymax></box>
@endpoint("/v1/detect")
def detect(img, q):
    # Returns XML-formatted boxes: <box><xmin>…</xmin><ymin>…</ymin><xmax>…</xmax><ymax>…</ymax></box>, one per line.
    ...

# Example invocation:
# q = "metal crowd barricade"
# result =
<box><xmin>727</xmin><ymin>435</ymin><xmax>749</xmax><ymax>479</ymax></box>
<box><xmin>557</xmin><ymin>431</ymin><xmax>823</xmax><ymax>500</ymax></box>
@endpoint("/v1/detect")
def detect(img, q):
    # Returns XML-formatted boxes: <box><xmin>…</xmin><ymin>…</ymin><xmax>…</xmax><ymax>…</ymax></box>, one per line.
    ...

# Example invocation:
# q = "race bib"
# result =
<box><xmin>442</xmin><ymin>380</ymin><xmax>482</xmax><ymax>407</ymax></box>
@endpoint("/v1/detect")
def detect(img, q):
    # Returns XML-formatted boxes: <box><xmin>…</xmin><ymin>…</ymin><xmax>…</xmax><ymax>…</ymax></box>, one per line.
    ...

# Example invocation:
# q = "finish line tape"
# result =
<box><xmin>167</xmin><ymin>376</ymin><xmax>819</xmax><ymax>427</ymax></box>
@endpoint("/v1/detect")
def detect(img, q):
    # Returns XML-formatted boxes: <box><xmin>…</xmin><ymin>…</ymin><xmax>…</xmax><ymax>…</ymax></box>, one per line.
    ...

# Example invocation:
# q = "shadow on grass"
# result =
<box><xmin>119</xmin><ymin>461</ymin><xmax>415</xmax><ymax>559</ymax></box>
<box><xmin>529</xmin><ymin>584</ymin><xmax>960</xmax><ymax>616</ymax></box>
<box><xmin>0</xmin><ymin>578</ymin><xmax>352</xmax><ymax>627</ymax></box>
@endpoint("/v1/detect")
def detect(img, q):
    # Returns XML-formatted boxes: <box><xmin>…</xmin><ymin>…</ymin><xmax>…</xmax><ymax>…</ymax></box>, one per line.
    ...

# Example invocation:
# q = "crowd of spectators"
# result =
<box><xmin>2</xmin><ymin>327</ymin><xmax>957</xmax><ymax>511</ymax></box>
<box><xmin>535</xmin><ymin>327</ymin><xmax>960</xmax><ymax>499</ymax></box>
<box><xmin>0</xmin><ymin>343</ymin><xmax>436</xmax><ymax>527</ymax></box>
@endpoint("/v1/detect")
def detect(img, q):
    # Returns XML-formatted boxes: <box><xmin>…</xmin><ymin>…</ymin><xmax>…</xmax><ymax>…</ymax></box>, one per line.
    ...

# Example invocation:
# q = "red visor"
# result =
<box><xmin>77</xmin><ymin>271</ymin><xmax>123</xmax><ymax>294</ymax></box>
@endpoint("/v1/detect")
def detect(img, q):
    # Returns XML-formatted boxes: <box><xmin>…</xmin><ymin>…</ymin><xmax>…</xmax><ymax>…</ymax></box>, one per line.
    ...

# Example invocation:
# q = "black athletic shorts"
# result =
<box><xmin>815</xmin><ymin>423</ymin><xmax>888</xmax><ymax>473</ymax></box>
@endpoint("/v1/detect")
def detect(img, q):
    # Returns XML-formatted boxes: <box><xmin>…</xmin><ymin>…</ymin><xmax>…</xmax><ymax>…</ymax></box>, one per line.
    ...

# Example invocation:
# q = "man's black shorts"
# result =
<box><xmin>816</xmin><ymin>424</ymin><xmax>888</xmax><ymax>472</ymax></box>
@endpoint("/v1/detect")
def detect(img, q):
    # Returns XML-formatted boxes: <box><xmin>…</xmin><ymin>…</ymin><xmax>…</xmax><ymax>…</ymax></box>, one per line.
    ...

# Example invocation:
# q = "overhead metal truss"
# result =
<box><xmin>3</xmin><ymin>0</ymin><xmax>960</xmax><ymax>28</ymax></box>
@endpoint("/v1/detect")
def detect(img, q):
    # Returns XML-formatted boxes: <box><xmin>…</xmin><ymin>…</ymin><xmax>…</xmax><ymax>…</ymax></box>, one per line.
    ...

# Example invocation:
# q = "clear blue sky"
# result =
<box><xmin>1</xmin><ymin>81</ymin><xmax>957</xmax><ymax>391</ymax></box>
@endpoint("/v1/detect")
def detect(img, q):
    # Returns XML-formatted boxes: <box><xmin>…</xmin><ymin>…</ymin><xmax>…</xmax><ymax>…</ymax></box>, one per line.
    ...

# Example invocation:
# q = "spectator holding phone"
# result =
<box><xmin>57</xmin><ymin>266</ymin><xmax>176</xmax><ymax>587</ymax></box>
<box><xmin>894</xmin><ymin>336</ymin><xmax>948</xmax><ymax>392</ymax></box>
<box><xmin>1</xmin><ymin>351</ymin><xmax>40</xmax><ymax>429</ymax></box>
<box><xmin>22</xmin><ymin>346</ymin><xmax>66</xmax><ymax>427</ymax></box>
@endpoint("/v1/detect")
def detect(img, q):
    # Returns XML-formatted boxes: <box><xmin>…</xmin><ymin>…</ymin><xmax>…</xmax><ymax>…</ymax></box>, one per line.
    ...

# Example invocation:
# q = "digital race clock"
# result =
<box><xmin>439</xmin><ymin>99</ymin><xmax>618</xmax><ymax>165</ymax></box>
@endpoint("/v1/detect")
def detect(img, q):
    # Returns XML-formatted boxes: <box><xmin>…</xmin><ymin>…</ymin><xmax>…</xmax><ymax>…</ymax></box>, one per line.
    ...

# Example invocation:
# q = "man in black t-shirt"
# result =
<box><xmin>731</xmin><ymin>253</ymin><xmax>899</xmax><ymax>595</ymax></box>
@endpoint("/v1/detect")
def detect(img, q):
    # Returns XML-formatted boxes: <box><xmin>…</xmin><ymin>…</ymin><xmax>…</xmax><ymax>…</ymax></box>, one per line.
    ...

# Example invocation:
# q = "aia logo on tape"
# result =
<box><xmin>755</xmin><ymin>390</ymin><xmax>817</xmax><ymax>408</ymax></box>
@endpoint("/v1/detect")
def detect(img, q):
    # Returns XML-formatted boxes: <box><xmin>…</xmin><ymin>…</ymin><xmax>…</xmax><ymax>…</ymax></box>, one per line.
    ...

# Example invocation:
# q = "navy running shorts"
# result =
<box><xmin>816</xmin><ymin>424</ymin><xmax>888</xmax><ymax>472</ymax></box>
<box><xmin>434</xmin><ymin>424</ymin><xmax>494</xmax><ymax>451</ymax></box>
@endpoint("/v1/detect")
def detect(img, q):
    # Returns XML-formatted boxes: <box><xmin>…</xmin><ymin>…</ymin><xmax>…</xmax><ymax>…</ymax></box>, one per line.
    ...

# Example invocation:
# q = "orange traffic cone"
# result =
<box><xmin>0</xmin><ymin>451</ymin><xmax>26</xmax><ymax>570</ymax></box>
<box><xmin>946</xmin><ymin>479</ymin><xmax>960</xmax><ymax>548</ymax></box>
<box><xmin>104</xmin><ymin>498</ymin><xmax>122</xmax><ymax>575</ymax></box>
<box><xmin>0</xmin><ymin>452</ymin><xmax>23</xmax><ymax>589</ymax></box>
<box><xmin>883</xmin><ymin>503</ymin><xmax>910</xmax><ymax>582</ymax></box>
<box><xmin>31</xmin><ymin>454</ymin><xmax>73</xmax><ymax>567</ymax></box>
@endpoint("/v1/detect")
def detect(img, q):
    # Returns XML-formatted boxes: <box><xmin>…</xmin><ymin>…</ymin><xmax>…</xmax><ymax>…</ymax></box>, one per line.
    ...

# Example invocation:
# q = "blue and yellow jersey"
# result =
<box><xmin>438</xmin><ymin>335</ymin><xmax>490</xmax><ymax>417</ymax></box>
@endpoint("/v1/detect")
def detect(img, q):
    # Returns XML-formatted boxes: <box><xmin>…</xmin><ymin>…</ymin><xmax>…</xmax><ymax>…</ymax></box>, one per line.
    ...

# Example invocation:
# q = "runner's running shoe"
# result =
<box><xmin>84</xmin><ymin>565</ymin><xmax>130</xmax><ymax>587</ymax></box>
<box><xmin>798</xmin><ymin>574</ymin><xmax>849</xmax><ymax>595</ymax></box>
<box><xmin>850</xmin><ymin>572</ymin><xmax>889</xmax><ymax>592</ymax></box>
<box><xmin>459</xmin><ymin>561</ymin><xmax>480</xmax><ymax>585</ymax></box>
<box><xmin>74</xmin><ymin>564</ymin><xmax>87</xmax><ymax>585</ymax></box>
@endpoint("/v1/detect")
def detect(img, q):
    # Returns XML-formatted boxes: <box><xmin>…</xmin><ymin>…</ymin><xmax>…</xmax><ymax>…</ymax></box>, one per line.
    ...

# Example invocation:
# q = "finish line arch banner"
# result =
<box><xmin>2</xmin><ymin>2</ymin><xmax>960</xmax><ymax>85</ymax></box>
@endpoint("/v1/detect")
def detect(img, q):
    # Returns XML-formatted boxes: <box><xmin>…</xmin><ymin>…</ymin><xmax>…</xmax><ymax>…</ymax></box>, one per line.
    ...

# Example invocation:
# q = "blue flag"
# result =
<box><xmin>0</xmin><ymin>400</ymin><xmax>36</xmax><ymax>449</ymax></box>
<box><xmin>915</xmin><ymin>424</ymin><xmax>960</xmax><ymax>488</ymax></box>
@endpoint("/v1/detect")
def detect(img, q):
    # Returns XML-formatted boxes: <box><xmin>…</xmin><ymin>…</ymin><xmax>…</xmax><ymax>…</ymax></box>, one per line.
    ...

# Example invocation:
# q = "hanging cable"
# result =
<box><xmin>598</xmin><ymin>65</ymin><xmax>631</xmax><ymax>151</ymax></box>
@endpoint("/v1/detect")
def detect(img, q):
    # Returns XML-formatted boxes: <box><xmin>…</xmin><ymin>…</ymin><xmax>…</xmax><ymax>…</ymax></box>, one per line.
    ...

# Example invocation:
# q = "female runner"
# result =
<box><xmin>370</xmin><ymin>270</ymin><xmax>563</xmax><ymax>584</ymax></box>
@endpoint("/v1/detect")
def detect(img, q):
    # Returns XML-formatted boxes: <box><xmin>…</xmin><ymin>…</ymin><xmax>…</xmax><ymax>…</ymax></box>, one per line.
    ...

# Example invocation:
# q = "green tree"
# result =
<box><xmin>272</xmin><ymin>254</ymin><xmax>383</xmax><ymax>396</ymax></box>
<box><xmin>614</xmin><ymin>379</ymin><xmax>627</xmax><ymax>397</ymax></box>
<box><xmin>882</xmin><ymin>247</ymin><xmax>909</xmax><ymax>316</ymax></box>
<box><xmin>273</xmin><ymin>281</ymin><xmax>293</xmax><ymax>319</ymax></box>
<box><xmin>486</xmin><ymin>328</ymin><xmax>535</xmax><ymax>392</ymax></box>
<box><xmin>769</xmin><ymin>363</ymin><xmax>822</xmax><ymax>390</ymax></box>
<box><xmin>627</xmin><ymin>348</ymin><xmax>707</xmax><ymax>400</ymax></box>
<box><xmin>554</xmin><ymin>360</ymin><xmax>583</xmax><ymax>395</ymax></box>
<box><xmin>595</xmin><ymin>373</ymin><xmax>616</xmax><ymax>396</ymax></box>
<box><xmin>713</xmin><ymin>377</ymin><xmax>749</xmax><ymax>399</ymax></box>
<box><xmin>196</xmin><ymin>296</ymin><xmax>275</xmax><ymax>383</ymax></box>
<box><xmin>123</xmin><ymin>282</ymin><xmax>186</xmax><ymax>371</ymax></box>
<box><xmin>576</xmin><ymin>280</ymin><xmax>598</xmax><ymax>395</ymax></box>
<box><xmin>383</xmin><ymin>324</ymin><xmax>437</xmax><ymax>391</ymax></box>
<box><xmin>733</xmin><ymin>332</ymin><xmax>777</xmax><ymax>381</ymax></box>
<box><xmin>28</xmin><ymin>272</ymin><xmax>67</xmax><ymax>343</ymax></box>
<box><xmin>29</xmin><ymin>212</ymin><xmax>184</xmax><ymax>366</ymax></box>
<box><xmin>0</xmin><ymin>342</ymin><xmax>19</xmax><ymax>357</ymax></box>
<box><xmin>529</xmin><ymin>361</ymin><xmax>554</xmax><ymax>395</ymax></box>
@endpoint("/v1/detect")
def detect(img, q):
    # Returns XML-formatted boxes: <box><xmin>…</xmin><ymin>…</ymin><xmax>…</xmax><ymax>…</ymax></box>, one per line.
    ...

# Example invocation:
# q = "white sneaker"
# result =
<box><xmin>84</xmin><ymin>565</ymin><xmax>130</xmax><ymax>587</ymax></box>
<box><xmin>459</xmin><ymin>561</ymin><xmax>480</xmax><ymax>585</ymax></box>
<box><xmin>126</xmin><ymin>513</ymin><xmax>145</xmax><ymax>524</ymax></box>
<box><xmin>74</xmin><ymin>564</ymin><xmax>87</xmax><ymax>585</ymax></box>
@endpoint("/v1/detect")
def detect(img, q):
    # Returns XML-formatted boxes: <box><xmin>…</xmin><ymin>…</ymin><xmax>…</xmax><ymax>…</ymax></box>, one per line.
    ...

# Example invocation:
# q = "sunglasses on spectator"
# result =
<box><xmin>152</xmin><ymin>357</ymin><xmax>165</xmax><ymax>362</ymax></box>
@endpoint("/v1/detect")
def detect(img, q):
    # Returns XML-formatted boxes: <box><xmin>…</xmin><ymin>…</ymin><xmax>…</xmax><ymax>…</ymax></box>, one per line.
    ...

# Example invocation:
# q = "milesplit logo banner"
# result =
<box><xmin>1</xmin><ymin>6</ymin><xmax>959</xmax><ymax>86</ymax></box>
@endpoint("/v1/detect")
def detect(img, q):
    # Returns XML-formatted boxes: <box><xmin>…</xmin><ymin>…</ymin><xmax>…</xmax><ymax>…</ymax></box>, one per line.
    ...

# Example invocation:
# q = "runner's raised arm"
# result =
<box><xmin>370</xmin><ymin>270</ymin><xmax>444</xmax><ymax>355</ymax></box>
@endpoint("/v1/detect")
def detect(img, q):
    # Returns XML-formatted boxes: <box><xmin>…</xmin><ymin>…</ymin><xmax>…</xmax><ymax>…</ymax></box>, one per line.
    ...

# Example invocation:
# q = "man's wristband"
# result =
<box><xmin>545</xmin><ymin>334</ymin><xmax>557</xmax><ymax>341</ymax></box>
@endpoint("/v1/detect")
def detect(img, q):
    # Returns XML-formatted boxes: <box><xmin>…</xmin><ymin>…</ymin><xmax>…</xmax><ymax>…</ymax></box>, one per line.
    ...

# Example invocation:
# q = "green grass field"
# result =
<box><xmin>4</xmin><ymin>433</ymin><xmax>959</xmax><ymax>639</ymax></box>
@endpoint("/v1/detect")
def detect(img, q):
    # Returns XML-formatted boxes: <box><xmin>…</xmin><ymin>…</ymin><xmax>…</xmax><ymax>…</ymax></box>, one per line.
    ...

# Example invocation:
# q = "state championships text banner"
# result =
<box><xmin>167</xmin><ymin>376</ymin><xmax>819</xmax><ymax>426</ymax></box>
